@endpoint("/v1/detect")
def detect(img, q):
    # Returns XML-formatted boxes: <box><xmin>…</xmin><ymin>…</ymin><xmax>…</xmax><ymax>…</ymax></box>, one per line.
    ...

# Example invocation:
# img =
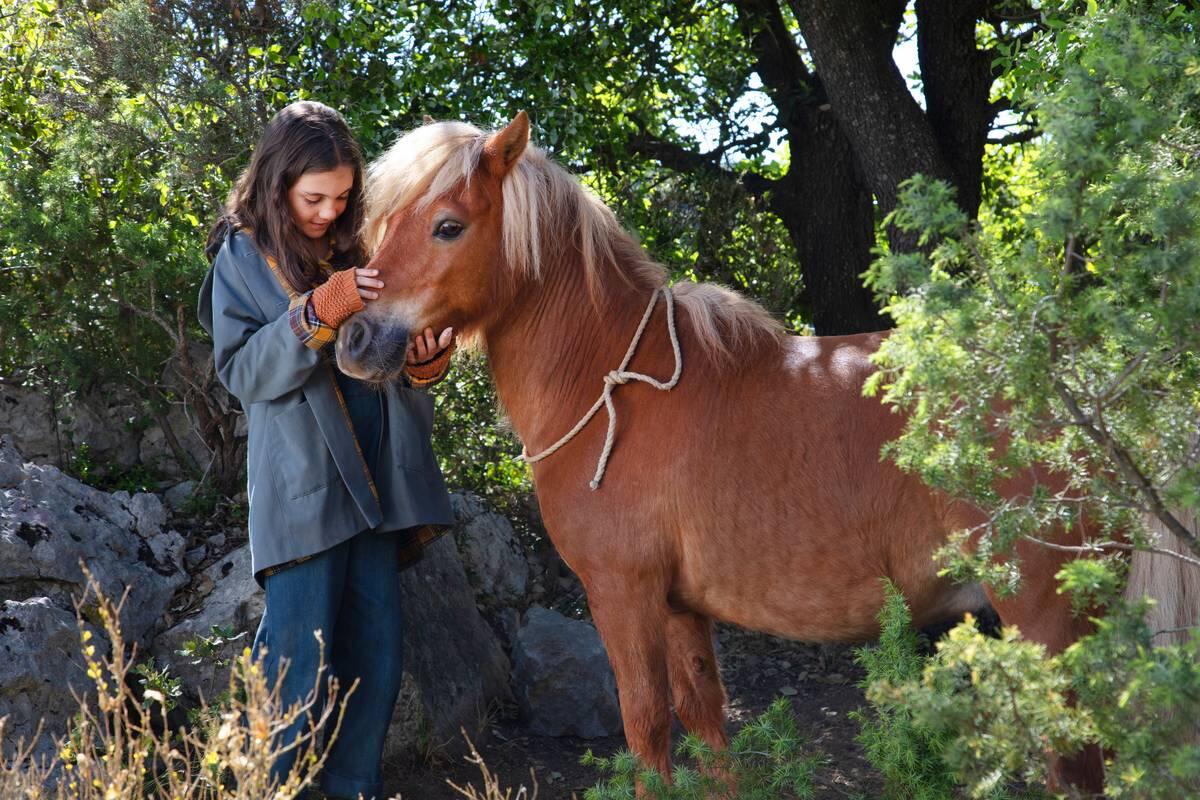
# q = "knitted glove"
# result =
<box><xmin>310</xmin><ymin>268</ymin><xmax>365</xmax><ymax>328</ymax></box>
<box><xmin>406</xmin><ymin>340</ymin><xmax>456</xmax><ymax>387</ymax></box>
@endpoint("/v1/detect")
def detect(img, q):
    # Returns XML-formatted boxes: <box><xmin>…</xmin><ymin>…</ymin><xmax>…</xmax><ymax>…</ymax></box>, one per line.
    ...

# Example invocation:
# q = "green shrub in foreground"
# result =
<box><xmin>852</xmin><ymin>581</ymin><xmax>960</xmax><ymax>800</ymax></box>
<box><xmin>582</xmin><ymin>698</ymin><xmax>824</xmax><ymax>799</ymax></box>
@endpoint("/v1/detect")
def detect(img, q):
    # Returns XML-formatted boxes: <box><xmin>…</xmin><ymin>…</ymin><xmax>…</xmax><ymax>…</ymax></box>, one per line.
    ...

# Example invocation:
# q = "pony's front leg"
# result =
<box><xmin>667</xmin><ymin>610</ymin><xmax>728</xmax><ymax>751</ymax></box>
<box><xmin>668</xmin><ymin>610</ymin><xmax>734</xmax><ymax>797</ymax></box>
<box><xmin>587</xmin><ymin>577</ymin><xmax>674</xmax><ymax>781</ymax></box>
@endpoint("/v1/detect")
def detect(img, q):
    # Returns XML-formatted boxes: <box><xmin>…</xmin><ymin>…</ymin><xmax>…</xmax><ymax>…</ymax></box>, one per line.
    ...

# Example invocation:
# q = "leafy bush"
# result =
<box><xmin>860</xmin><ymin>2</ymin><xmax>1200</xmax><ymax>796</ymax></box>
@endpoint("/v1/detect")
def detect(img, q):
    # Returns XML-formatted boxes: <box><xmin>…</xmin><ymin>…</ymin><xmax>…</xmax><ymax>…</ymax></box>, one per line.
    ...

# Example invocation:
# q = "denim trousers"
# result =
<box><xmin>254</xmin><ymin>371</ymin><xmax>399</xmax><ymax>798</ymax></box>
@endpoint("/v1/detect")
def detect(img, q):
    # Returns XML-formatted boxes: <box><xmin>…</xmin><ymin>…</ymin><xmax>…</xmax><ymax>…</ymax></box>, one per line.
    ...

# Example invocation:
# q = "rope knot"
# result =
<box><xmin>604</xmin><ymin>370</ymin><xmax>629</xmax><ymax>386</ymax></box>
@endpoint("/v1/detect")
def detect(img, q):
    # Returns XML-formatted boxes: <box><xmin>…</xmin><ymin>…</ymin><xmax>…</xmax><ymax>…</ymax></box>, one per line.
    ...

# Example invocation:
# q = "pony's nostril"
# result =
<box><xmin>346</xmin><ymin>318</ymin><xmax>370</xmax><ymax>360</ymax></box>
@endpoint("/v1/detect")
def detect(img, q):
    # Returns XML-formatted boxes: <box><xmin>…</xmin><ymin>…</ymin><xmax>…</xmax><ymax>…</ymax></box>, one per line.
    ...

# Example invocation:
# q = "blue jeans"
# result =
<box><xmin>253</xmin><ymin>526</ymin><xmax>404</xmax><ymax>800</ymax></box>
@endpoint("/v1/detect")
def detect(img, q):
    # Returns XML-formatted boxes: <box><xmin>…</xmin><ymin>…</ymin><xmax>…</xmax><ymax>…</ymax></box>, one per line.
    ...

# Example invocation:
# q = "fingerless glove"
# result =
<box><xmin>310</xmin><ymin>268</ymin><xmax>365</xmax><ymax>328</ymax></box>
<box><xmin>407</xmin><ymin>340</ymin><xmax>456</xmax><ymax>387</ymax></box>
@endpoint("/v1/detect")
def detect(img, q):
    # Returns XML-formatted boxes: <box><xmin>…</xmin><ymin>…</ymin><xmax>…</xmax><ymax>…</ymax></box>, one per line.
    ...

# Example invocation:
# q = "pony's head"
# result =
<box><xmin>334</xmin><ymin>112</ymin><xmax>535</xmax><ymax>381</ymax></box>
<box><xmin>336</xmin><ymin>110</ymin><xmax>781</xmax><ymax>382</ymax></box>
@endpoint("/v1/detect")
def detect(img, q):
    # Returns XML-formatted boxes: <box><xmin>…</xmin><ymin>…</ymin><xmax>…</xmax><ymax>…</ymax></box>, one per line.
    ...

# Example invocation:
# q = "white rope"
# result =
<box><xmin>522</xmin><ymin>285</ymin><xmax>682</xmax><ymax>490</ymax></box>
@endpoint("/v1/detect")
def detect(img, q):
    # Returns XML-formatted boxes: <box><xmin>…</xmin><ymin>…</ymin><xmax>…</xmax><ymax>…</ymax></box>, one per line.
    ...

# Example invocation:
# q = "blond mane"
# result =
<box><xmin>362</xmin><ymin>120</ymin><xmax>786</xmax><ymax>364</ymax></box>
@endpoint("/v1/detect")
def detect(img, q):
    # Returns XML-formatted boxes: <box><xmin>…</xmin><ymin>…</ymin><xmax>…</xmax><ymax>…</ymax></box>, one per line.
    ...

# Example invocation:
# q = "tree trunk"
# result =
<box><xmin>791</xmin><ymin>0</ymin><xmax>955</xmax><ymax>252</ymax></box>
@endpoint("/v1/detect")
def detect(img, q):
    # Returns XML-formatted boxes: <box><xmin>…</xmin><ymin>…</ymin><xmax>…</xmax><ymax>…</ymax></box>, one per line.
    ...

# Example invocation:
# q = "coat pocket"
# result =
<box><xmin>268</xmin><ymin>400</ymin><xmax>341</xmax><ymax>499</ymax></box>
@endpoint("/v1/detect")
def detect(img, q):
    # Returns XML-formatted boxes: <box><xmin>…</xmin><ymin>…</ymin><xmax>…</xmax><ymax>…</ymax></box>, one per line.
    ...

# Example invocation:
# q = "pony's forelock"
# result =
<box><xmin>362</xmin><ymin>121</ymin><xmax>484</xmax><ymax>254</ymax></box>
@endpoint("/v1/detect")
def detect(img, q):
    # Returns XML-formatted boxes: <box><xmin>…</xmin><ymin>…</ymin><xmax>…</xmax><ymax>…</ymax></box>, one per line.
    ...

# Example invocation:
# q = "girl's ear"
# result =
<box><xmin>482</xmin><ymin>111</ymin><xmax>529</xmax><ymax>179</ymax></box>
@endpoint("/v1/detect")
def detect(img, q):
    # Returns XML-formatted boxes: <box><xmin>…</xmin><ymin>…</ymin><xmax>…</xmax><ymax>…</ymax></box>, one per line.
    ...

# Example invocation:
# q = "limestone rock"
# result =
<box><xmin>0</xmin><ymin>597</ymin><xmax>106</xmax><ymax>761</ymax></box>
<box><xmin>512</xmin><ymin>606</ymin><xmax>621</xmax><ymax>738</ymax></box>
<box><xmin>450</xmin><ymin>491</ymin><xmax>529</xmax><ymax>608</ymax></box>
<box><xmin>151</xmin><ymin>545</ymin><xmax>263</xmax><ymax>703</ymax></box>
<box><xmin>385</xmin><ymin>535</ymin><xmax>512</xmax><ymax>763</ymax></box>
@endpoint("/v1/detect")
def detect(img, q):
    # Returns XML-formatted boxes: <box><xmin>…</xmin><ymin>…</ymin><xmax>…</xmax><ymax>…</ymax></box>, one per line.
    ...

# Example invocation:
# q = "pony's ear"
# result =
<box><xmin>483</xmin><ymin>111</ymin><xmax>530</xmax><ymax>178</ymax></box>
<box><xmin>421</xmin><ymin>114</ymin><xmax>434</xmax><ymax>125</ymax></box>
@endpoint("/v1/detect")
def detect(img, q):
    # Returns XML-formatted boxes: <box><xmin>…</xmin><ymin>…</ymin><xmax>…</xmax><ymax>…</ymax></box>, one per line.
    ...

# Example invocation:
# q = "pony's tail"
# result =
<box><xmin>1124</xmin><ymin>506</ymin><xmax>1200</xmax><ymax>646</ymax></box>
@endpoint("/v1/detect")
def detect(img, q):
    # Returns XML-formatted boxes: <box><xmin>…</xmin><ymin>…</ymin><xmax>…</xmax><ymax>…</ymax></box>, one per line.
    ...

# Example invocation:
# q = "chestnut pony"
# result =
<box><xmin>336</xmin><ymin>112</ymin><xmax>1194</xmax><ymax>793</ymax></box>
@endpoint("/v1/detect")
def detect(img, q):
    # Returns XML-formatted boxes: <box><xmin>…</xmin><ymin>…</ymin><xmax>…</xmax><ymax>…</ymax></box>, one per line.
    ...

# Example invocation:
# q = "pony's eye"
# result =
<box><xmin>434</xmin><ymin>220</ymin><xmax>465</xmax><ymax>240</ymax></box>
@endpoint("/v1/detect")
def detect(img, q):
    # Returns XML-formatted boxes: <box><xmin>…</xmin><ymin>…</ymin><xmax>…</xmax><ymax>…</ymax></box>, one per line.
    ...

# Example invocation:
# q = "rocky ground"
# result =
<box><xmin>385</xmin><ymin>627</ymin><xmax>882</xmax><ymax>800</ymax></box>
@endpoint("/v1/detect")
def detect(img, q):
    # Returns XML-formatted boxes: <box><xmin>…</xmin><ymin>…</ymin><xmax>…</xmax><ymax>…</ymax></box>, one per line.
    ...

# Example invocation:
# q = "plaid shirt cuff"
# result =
<box><xmin>287</xmin><ymin>292</ymin><xmax>338</xmax><ymax>351</ymax></box>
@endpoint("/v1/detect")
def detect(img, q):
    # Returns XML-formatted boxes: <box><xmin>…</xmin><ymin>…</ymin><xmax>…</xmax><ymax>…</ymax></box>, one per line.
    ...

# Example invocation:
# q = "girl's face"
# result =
<box><xmin>287</xmin><ymin>165</ymin><xmax>355</xmax><ymax>240</ymax></box>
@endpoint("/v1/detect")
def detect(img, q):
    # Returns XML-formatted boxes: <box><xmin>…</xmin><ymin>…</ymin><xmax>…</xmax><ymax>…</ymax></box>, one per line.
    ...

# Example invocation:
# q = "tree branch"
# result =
<box><xmin>625</xmin><ymin>135</ymin><xmax>781</xmax><ymax>199</ymax></box>
<box><xmin>989</xmin><ymin>128</ymin><xmax>1041</xmax><ymax>146</ymax></box>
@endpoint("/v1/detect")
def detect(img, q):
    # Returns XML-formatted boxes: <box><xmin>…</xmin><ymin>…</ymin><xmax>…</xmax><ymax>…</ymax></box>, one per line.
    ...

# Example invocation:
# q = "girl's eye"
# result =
<box><xmin>434</xmin><ymin>220</ymin><xmax>465</xmax><ymax>240</ymax></box>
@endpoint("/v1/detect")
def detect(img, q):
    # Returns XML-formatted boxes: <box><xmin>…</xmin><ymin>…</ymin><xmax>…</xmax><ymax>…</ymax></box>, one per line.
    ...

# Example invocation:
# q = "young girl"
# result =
<box><xmin>197</xmin><ymin>100</ymin><xmax>455</xmax><ymax>800</ymax></box>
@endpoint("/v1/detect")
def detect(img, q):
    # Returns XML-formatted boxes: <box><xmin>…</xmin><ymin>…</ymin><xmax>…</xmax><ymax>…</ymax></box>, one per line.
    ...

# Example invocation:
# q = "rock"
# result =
<box><xmin>185</xmin><ymin>545</ymin><xmax>207</xmax><ymax>570</ymax></box>
<box><xmin>206</xmin><ymin>533</ymin><xmax>226</xmax><ymax>550</ymax></box>
<box><xmin>0</xmin><ymin>597</ymin><xmax>106</xmax><ymax>762</ymax></box>
<box><xmin>0</xmin><ymin>438</ymin><xmax>187</xmax><ymax>645</ymax></box>
<box><xmin>384</xmin><ymin>536</ymin><xmax>512</xmax><ymax>763</ymax></box>
<box><xmin>0</xmin><ymin>380</ymin><xmax>61</xmax><ymax>465</ymax></box>
<box><xmin>450</xmin><ymin>491</ymin><xmax>529</xmax><ymax>608</ymax></box>
<box><xmin>512</xmin><ymin>606</ymin><xmax>621</xmax><ymax>738</ymax></box>
<box><xmin>115</xmin><ymin>490</ymin><xmax>169</xmax><ymax>538</ymax></box>
<box><xmin>150</xmin><ymin>545</ymin><xmax>263</xmax><ymax>703</ymax></box>
<box><xmin>164</xmin><ymin>480</ymin><xmax>198</xmax><ymax>511</ymax></box>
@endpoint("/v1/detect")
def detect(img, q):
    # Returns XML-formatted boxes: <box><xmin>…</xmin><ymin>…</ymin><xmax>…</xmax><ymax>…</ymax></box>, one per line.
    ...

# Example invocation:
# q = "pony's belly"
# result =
<box><xmin>672</xmin><ymin>561</ymin><xmax>894</xmax><ymax>643</ymax></box>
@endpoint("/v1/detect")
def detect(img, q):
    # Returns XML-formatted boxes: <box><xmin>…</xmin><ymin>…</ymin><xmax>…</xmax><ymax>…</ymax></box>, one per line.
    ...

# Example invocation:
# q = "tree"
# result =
<box><xmin>442</xmin><ymin>0</ymin><xmax>1041</xmax><ymax>334</ymax></box>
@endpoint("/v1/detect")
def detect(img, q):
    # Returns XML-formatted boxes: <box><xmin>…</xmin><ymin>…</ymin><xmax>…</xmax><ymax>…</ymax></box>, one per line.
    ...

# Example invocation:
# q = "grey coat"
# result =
<box><xmin>197</xmin><ymin>229</ymin><xmax>453</xmax><ymax>585</ymax></box>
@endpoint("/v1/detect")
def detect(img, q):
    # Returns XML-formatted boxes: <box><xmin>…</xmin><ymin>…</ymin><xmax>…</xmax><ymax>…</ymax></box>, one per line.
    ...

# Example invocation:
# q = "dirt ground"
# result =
<box><xmin>383</xmin><ymin>624</ymin><xmax>883</xmax><ymax>800</ymax></box>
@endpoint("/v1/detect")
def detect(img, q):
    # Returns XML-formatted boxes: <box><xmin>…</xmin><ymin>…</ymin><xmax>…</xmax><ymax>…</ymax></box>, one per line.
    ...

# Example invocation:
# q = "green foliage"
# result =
<box><xmin>65</xmin><ymin>442</ymin><xmax>163</xmax><ymax>494</ymax></box>
<box><xmin>873</xmin><ymin>618</ymin><xmax>1084</xmax><ymax>798</ymax></box>
<box><xmin>431</xmin><ymin>353</ymin><xmax>530</xmax><ymax>500</ymax></box>
<box><xmin>133</xmin><ymin>657</ymin><xmax>184</xmax><ymax>712</ymax></box>
<box><xmin>864</xmin><ymin>0</ymin><xmax>1200</xmax><ymax>583</ymax></box>
<box><xmin>868</xmin><ymin>587</ymin><xmax>1200</xmax><ymax>798</ymax></box>
<box><xmin>859</xmin><ymin>2</ymin><xmax>1200</xmax><ymax>796</ymax></box>
<box><xmin>583</xmin><ymin>698</ymin><xmax>823</xmax><ymax>799</ymax></box>
<box><xmin>852</xmin><ymin>582</ymin><xmax>958</xmax><ymax>800</ymax></box>
<box><xmin>175</xmin><ymin>625</ymin><xmax>248</xmax><ymax>670</ymax></box>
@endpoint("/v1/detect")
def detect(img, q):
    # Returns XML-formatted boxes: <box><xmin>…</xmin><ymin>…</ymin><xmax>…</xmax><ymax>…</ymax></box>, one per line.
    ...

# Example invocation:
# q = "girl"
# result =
<box><xmin>197</xmin><ymin>100</ymin><xmax>455</xmax><ymax>800</ymax></box>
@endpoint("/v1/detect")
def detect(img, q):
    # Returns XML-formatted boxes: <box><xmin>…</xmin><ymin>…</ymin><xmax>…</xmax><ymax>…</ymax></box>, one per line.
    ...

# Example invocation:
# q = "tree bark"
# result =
<box><xmin>735</xmin><ymin>0</ymin><xmax>887</xmax><ymax>333</ymax></box>
<box><xmin>916</xmin><ymin>0</ymin><xmax>998</xmax><ymax>217</ymax></box>
<box><xmin>791</xmin><ymin>0</ymin><xmax>955</xmax><ymax>252</ymax></box>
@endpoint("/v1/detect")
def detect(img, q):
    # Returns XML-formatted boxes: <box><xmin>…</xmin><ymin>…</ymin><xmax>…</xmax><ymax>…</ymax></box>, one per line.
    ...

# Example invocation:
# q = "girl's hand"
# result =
<box><xmin>355</xmin><ymin>268</ymin><xmax>384</xmax><ymax>301</ymax></box>
<box><xmin>407</xmin><ymin>326</ymin><xmax>454</xmax><ymax>364</ymax></box>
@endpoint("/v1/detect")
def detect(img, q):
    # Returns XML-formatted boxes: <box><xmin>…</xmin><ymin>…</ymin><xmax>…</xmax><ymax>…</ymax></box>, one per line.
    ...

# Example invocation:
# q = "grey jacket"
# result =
<box><xmin>197</xmin><ymin>229</ymin><xmax>453</xmax><ymax>584</ymax></box>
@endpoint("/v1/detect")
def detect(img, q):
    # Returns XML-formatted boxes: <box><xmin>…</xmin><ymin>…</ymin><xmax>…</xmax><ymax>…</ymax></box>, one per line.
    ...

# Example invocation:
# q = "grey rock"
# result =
<box><xmin>0</xmin><ymin>381</ymin><xmax>62</xmax><ymax>465</ymax></box>
<box><xmin>184</xmin><ymin>545</ymin><xmax>207</xmax><ymax>570</ymax></box>
<box><xmin>0</xmin><ymin>439</ymin><xmax>187</xmax><ymax>645</ymax></box>
<box><xmin>150</xmin><ymin>545</ymin><xmax>263</xmax><ymax>703</ymax></box>
<box><xmin>512</xmin><ymin>606</ymin><xmax>621</xmax><ymax>738</ymax></box>
<box><xmin>117</xmin><ymin>490</ymin><xmax>168</xmax><ymax>538</ymax></box>
<box><xmin>206</xmin><ymin>533</ymin><xmax>226</xmax><ymax>550</ymax></box>
<box><xmin>450</xmin><ymin>491</ymin><xmax>529</xmax><ymax>608</ymax></box>
<box><xmin>385</xmin><ymin>535</ymin><xmax>512</xmax><ymax>762</ymax></box>
<box><xmin>163</xmin><ymin>480</ymin><xmax>198</xmax><ymax>511</ymax></box>
<box><xmin>0</xmin><ymin>597</ymin><xmax>106</xmax><ymax>761</ymax></box>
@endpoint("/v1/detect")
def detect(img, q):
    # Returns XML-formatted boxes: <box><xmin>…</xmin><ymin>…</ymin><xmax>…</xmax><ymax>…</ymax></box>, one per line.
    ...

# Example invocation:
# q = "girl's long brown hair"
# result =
<box><xmin>206</xmin><ymin>101</ymin><xmax>365</xmax><ymax>293</ymax></box>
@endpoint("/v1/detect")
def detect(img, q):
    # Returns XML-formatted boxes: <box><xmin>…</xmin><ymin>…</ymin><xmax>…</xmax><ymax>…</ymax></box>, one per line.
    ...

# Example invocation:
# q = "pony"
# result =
<box><xmin>335</xmin><ymin>111</ymin><xmax>1196</xmax><ymax>794</ymax></box>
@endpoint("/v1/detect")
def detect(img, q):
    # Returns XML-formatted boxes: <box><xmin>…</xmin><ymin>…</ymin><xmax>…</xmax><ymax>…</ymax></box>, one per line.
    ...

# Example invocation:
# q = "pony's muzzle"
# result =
<box><xmin>335</xmin><ymin>316</ymin><xmax>410</xmax><ymax>380</ymax></box>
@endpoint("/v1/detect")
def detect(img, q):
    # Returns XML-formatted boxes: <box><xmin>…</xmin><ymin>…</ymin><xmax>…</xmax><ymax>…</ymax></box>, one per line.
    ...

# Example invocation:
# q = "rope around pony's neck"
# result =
<box><xmin>521</xmin><ymin>285</ymin><xmax>682</xmax><ymax>490</ymax></box>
